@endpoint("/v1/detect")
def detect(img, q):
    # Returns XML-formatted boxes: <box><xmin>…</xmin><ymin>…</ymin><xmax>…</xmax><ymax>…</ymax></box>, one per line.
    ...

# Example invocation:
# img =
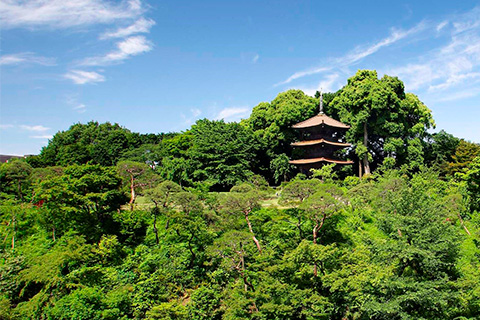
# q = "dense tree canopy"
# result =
<box><xmin>2</xmin><ymin>69</ymin><xmax>480</xmax><ymax>319</ymax></box>
<box><xmin>189</xmin><ymin>119</ymin><xmax>261</xmax><ymax>190</ymax></box>
<box><xmin>330</xmin><ymin>70</ymin><xmax>435</xmax><ymax>174</ymax></box>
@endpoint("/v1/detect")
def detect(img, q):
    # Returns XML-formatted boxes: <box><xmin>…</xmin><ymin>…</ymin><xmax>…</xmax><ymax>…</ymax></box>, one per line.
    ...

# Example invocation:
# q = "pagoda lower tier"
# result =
<box><xmin>289</xmin><ymin>138</ymin><xmax>353</xmax><ymax>174</ymax></box>
<box><xmin>289</xmin><ymin>156</ymin><xmax>354</xmax><ymax>174</ymax></box>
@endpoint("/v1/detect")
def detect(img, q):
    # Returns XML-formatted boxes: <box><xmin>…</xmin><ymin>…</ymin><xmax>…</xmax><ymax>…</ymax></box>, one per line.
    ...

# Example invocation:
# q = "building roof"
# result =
<box><xmin>292</xmin><ymin>113</ymin><xmax>350</xmax><ymax>129</ymax></box>
<box><xmin>289</xmin><ymin>157</ymin><xmax>354</xmax><ymax>165</ymax></box>
<box><xmin>291</xmin><ymin>138</ymin><xmax>351</xmax><ymax>147</ymax></box>
<box><xmin>0</xmin><ymin>154</ymin><xmax>23</xmax><ymax>163</ymax></box>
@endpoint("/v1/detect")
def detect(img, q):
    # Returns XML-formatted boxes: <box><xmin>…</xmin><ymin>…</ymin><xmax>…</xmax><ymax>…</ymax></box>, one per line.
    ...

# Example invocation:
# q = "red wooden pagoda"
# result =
<box><xmin>289</xmin><ymin>93</ymin><xmax>353</xmax><ymax>174</ymax></box>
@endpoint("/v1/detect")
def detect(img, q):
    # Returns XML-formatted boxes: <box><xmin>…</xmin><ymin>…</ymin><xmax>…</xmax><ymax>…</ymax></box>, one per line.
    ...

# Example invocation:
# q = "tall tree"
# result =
<box><xmin>117</xmin><ymin>161</ymin><xmax>157</xmax><ymax>210</ymax></box>
<box><xmin>189</xmin><ymin>119</ymin><xmax>260</xmax><ymax>190</ymax></box>
<box><xmin>331</xmin><ymin>70</ymin><xmax>435</xmax><ymax>174</ymax></box>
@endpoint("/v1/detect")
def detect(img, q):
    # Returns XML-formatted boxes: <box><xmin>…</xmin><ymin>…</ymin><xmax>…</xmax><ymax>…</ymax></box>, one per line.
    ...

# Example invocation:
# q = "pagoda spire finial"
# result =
<box><xmin>319</xmin><ymin>89</ymin><xmax>324</xmax><ymax>114</ymax></box>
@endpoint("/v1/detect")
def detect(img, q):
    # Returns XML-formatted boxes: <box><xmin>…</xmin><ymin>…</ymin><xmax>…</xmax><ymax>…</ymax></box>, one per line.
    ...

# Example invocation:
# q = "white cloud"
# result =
<box><xmin>0</xmin><ymin>124</ymin><xmax>14</xmax><ymax>129</ymax></box>
<box><xmin>214</xmin><ymin>107</ymin><xmax>251</xmax><ymax>122</ymax></box>
<box><xmin>277</xmin><ymin>67</ymin><xmax>331</xmax><ymax>86</ymax></box>
<box><xmin>431</xmin><ymin>86</ymin><xmax>480</xmax><ymax>102</ymax></box>
<box><xmin>252</xmin><ymin>54</ymin><xmax>259</xmax><ymax>63</ymax></box>
<box><xmin>0</xmin><ymin>0</ymin><xmax>144</xmax><ymax>29</ymax></box>
<box><xmin>80</xmin><ymin>36</ymin><xmax>153</xmax><ymax>66</ymax></box>
<box><xmin>452</xmin><ymin>6</ymin><xmax>480</xmax><ymax>33</ymax></box>
<box><xmin>436</xmin><ymin>20</ymin><xmax>448</xmax><ymax>32</ymax></box>
<box><xmin>277</xmin><ymin>22</ymin><xmax>425</xmax><ymax>86</ymax></box>
<box><xmin>100</xmin><ymin>17</ymin><xmax>155</xmax><ymax>39</ymax></box>
<box><xmin>64</xmin><ymin>70</ymin><xmax>105</xmax><ymax>84</ymax></box>
<box><xmin>30</xmin><ymin>135</ymin><xmax>53</xmax><ymax>139</ymax></box>
<box><xmin>20</xmin><ymin>125</ymin><xmax>50</xmax><ymax>132</ymax></box>
<box><xmin>297</xmin><ymin>73</ymin><xmax>341</xmax><ymax>96</ymax></box>
<box><xmin>388</xmin><ymin>30</ymin><xmax>480</xmax><ymax>93</ymax></box>
<box><xmin>73</xmin><ymin>104</ymin><xmax>87</xmax><ymax>113</ymax></box>
<box><xmin>0</xmin><ymin>52</ymin><xmax>56</xmax><ymax>66</ymax></box>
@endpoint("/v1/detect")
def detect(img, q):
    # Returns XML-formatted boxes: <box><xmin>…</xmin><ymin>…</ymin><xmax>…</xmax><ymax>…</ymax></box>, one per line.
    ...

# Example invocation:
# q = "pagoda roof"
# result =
<box><xmin>291</xmin><ymin>139</ymin><xmax>351</xmax><ymax>147</ymax></box>
<box><xmin>289</xmin><ymin>157</ymin><xmax>354</xmax><ymax>165</ymax></box>
<box><xmin>292</xmin><ymin>113</ymin><xmax>350</xmax><ymax>129</ymax></box>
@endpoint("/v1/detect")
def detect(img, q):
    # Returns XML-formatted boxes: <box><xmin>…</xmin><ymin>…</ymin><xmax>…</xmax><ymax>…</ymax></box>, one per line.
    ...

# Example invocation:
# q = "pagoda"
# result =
<box><xmin>289</xmin><ymin>93</ymin><xmax>353</xmax><ymax>174</ymax></box>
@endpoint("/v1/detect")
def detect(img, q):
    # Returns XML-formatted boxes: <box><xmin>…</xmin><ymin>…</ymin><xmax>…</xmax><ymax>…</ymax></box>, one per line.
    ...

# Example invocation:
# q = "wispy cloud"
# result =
<box><xmin>0</xmin><ymin>0</ymin><xmax>144</xmax><ymax>29</ymax></box>
<box><xmin>214</xmin><ymin>107</ymin><xmax>250</xmax><ymax>122</ymax></box>
<box><xmin>80</xmin><ymin>35</ymin><xmax>153</xmax><ymax>66</ymax></box>
<box><xmin>181</xmin><ymin>108</ymin><xmax>202</xmax><ymax>126</ymax></box>
<box><xmin>30</xmin><ymin>135</ymin><xmax>53</xmax><ymax>139</ymax></box>
<box><xmin>277</xmin><ymin>22</ymin><xmax>426</xmax><ymax>86</ymax></box>
<box><xmin>64</xmin><ymin>70</ymin><xmax>105</xmax><ymax>84</ymax></box>
<box><xmin>73</xmin><ymin>104</ymin><xmax>87</xmax><ymax>113</ymax></box>
<box><xmin>252</xmin><ymin>54</ymin><xmax>259</xmax><ymax>63</ymax></box>
<box><xmin>296</xmin><ymin>73</ymin><xmax>341</xmax><ymax>96</ymax></box>
<box><xmin>20</xmin><ymin>125</ymin><xmax>50</xmax><ymax>132</ymax></box>
<box><xmin>387</xmin><ymin>21</ymin><xmax>480</xmax><ymax>94</ymax></box>
<box><xmin>0</xmin><ymin>52</ymin><xmax>56</xmax><ymax>66</ymax></box>
<box><xmin>0</xmin><ymin>124</ymin><xmax>14</xmax><ymax>129</ymax></box>
<box><xmin>100</xmin><ymin>17</ymin><xmax>155</xmax><ymax>39</ymax></box>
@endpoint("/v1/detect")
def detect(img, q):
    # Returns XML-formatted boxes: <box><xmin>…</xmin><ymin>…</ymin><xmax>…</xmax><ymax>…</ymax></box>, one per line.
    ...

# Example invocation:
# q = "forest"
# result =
<box><xmin>1</xmin><ymin>70</ymin><xmax>480</xmax><ymax>319</ymax></box>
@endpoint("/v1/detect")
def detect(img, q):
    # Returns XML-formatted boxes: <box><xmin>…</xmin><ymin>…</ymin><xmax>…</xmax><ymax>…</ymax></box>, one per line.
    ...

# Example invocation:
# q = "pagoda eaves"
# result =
<box><xmin>291</xmin><ymin>138</ymin><xmax>351</xmax><ymax>147</ymax></box>
<box><xmin>289</xmin><ymin>157</ymin><xmax>354</xmax><ymax>165</ymax></box>
<box><xmin>292</xmin><ymin>113</ymin><xmax>350</xmax><ymax>129</ymax></box>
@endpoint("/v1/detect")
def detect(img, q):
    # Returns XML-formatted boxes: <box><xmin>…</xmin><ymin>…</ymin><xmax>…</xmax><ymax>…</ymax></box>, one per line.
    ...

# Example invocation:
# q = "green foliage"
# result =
<box><xmin>189</xmin><ymin>119</ymin><xmax>260</xmax><ymax>190</ymax></box>
<box><xmin>331</xmin><ymin>70</ymin><xmax>435</xmax><ymax>171</ymax></box>
<box><xmin>447</xmin><ymin>140</ymin><xmax>480</xmax><ymax>176</ymax></box>
<box><xmin>464</xmin><ymin>157</ymin><xmax>480</xmax><ymax>212</ymax></box>
<box><xmin>3</xmin><ymin>72</ymin><xmax>480</xmax><ymax>319</ymax></box>
<box><xmin>270</xmin><ymin>153</ymin><xmax>292</xmax><ymax>184</ymax></box>
<box><xmin>0</xmin><ymin>159</ymin><xmax>33</xmax><ymax>200</ymax></box>
<box><xmin>39</xmin><ymin>121</ymin><xmax>143</xmax><ymax>166</ymax></box>
<box><xmin>310</xmin><ymin>163</ymin><xmax>338</xmax><ymax>182</ymax></box>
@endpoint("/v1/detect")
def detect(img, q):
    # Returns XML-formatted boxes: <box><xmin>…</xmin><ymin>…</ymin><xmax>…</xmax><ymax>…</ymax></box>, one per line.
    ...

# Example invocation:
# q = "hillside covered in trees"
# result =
<box><xmin>1</xmin><ymin>70</ymin><xmax>480</xmax><ymax>319</ymax></box>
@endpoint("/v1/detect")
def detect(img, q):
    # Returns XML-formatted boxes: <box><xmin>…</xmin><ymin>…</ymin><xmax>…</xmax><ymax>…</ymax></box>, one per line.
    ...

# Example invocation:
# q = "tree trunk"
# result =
<box><xmin>153</xmin><ymin>213</ymin><xmax>159</xmax><ymax>244</ymax></box>
<box><xmin>363</xmin><ymin>122</ymin><xmax>371</xmax><ymax>175</ymax></box>
<box><xmin>129</xmin><ymin>175</ymin><xmax>135</xmax><ymax>211</ymax></box>
<box><xmin>297</xmin><ymin>216</ymin><xmax>303</xmax><ymax>240</ymax></box>
<box><xmin>17</xmin><ymin>180</ymin><xmax>23</xmax><ymax>201</ymax></box>
<box><xmin>457</xmin><ymin>213</ymin><xmax>471</xmax><ymax>236</ymax></box>
<box><xmin>245</xmin><ymin>212</ymin><xmax>262</xmax><ymax>253</ymax></box>
<box><xmin>52</xmin><ymin>226</ymin><xmax>56</xmax><ymax>242</ymax></box>
<box><xmin>358</xmin><ymin>159</ymin><xmax>363</xmax><ymax>178</ymax></box>
<box><xmin>313</xmin><ymin>222</ymin><xmax>318</xmax><ymax>277</ymax></box>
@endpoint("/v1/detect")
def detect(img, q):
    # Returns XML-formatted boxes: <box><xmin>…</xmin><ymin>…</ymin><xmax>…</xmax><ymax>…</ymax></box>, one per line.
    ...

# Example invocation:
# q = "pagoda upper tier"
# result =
<box><xmin>289</xmin><ymin>95</ymin><xmax>353</xmax><ymax>173</ymax></box>
<box><xmin>292</xmin><ymin>113</ymin><xmax>350</xmax><ymax>129</ymax></box>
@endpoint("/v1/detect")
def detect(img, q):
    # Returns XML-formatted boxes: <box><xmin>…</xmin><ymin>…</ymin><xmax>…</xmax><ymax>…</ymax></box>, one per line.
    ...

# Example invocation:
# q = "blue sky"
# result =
<box><xmin>1</xmin><ymin>0</ymin><xmax>479</xmax><ymax>155</ymax></box>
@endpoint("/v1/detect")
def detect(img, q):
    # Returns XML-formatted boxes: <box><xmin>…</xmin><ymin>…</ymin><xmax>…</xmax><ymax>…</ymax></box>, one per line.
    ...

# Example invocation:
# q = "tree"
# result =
<box><xmin>280</xmin><ymin>179</ymin><xmax>322</xmax><ymax>205</ymax></box>
<box><xmin>189</xmin><ymin>119</ymin><xmax>260</xmax><ymax>190</ymax></box>
<box><xmin>247</xmin><ymin>90</ymin><xmax>318</xmax><ymax>157</ymax></box>
<box><xmin>423</xmin><ymin>130</ymin><xmax>460</xmax><ymax>171</ymax></box>
<box><xmin>247</xmin><ymin>90</ymin><xmax>318</xmax><ymax>180</ymax></box>
<box><xmin>331</xmin><ymin>70</ymin><xmax>435</xmax><ymax>175</ymax></box>
<box><xmin>300</xmin><ymin>184</ymin><xmax>345</xmax><ymax>276</ymax></box>
<box><xmin>446</xmin><ymin>139</ymin><xmax>480</xmax><ymax>175</ymax></box>
<box><xmin>117</xmin><ymin>161</ymin><xmax>157</xmax><ymax>210</ymax></box>
<box><xmin>0</xmin><ymin>160</ymin><xmax>33</xmax><ymax>201</ymax></box>
<box><xmin>465</xmin><ymin>156</ymin><xmax>480</xmax><ymax>212</ymax></box>
<box><xmin>145</xmin><ymin>181</ymin><xmax>182</xmax><ymax>244</ymax></box>
<box><xmin>39</xmin><ymin>121</ymin><xmax>143</xmax><ymax>166</ymax></box>
<box><xmin>270</xmin><ymin>153</ymin><xmax>292</xmax><ymax>184</ymax></box>
<box><xmin>34</xmin><ymin>164</ymin><xmax>126</xmax><ymax>241</ymax></box>
<box><xmin>218</xmin><ymin>189</ymin><xmax>262</xmax><ymax>253</ymax></box>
